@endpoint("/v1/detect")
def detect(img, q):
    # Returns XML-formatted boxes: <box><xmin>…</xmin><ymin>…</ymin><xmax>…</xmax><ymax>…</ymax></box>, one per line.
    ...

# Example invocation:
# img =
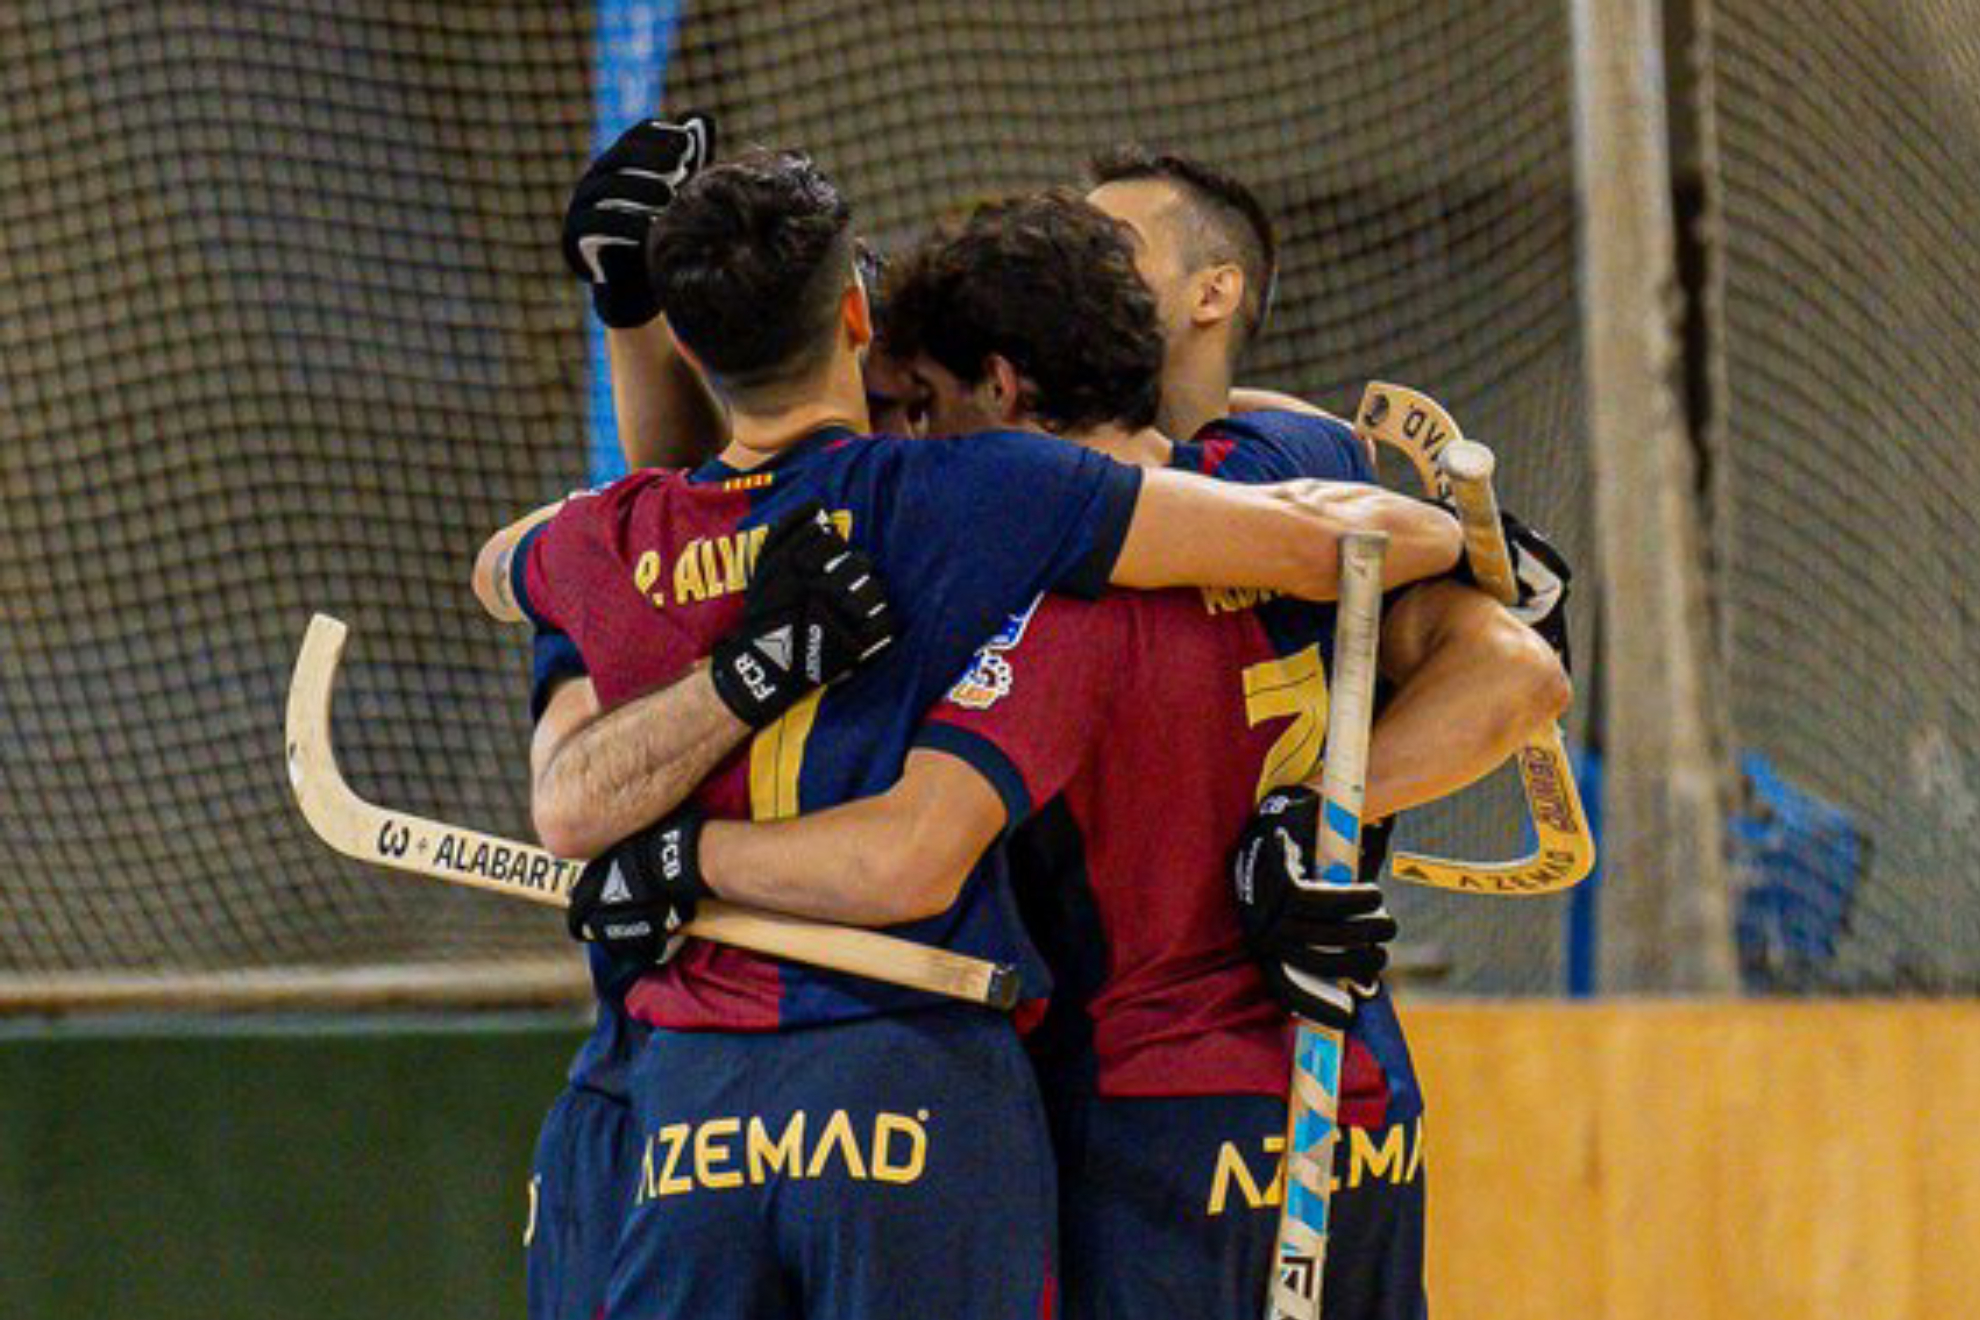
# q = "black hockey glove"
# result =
<box><xmin>709</xmin><ymin>502</ymin><xmax>897</xmax><ymax>728</ymax></box>
<box><xmin>1231</xmin><ymin>787</ymin><xmax>1398</xmax><ymax>1031</ymax></box>
<box><xmin>1500</xmin><ymin>511</ymin><xmax>1573</xmax><ymax>671</ymax></box>
<box><xmin>567</xmin><ymin>810</ymin><xmax>709</xmax><ymax>968</ymax></box>
<box><xmin>560</xmin><ymin>112</ymin><xmax>715</xmax><ymax>328</ymax></box>
<box><xmin>1446</xmin><ymin>508</ymin><xmax>1574</xmax><ymax>672</ymax></box>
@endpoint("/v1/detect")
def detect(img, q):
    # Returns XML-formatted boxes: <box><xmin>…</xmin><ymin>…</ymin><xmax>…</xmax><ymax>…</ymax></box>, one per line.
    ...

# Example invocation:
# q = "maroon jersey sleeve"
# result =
<box><xmin>915</xmin><ymin>593</ymin><xmax>1126</xmax><ymax>827</ymax></box>
<box><xmin>511</xmin><ymin>471</ymin><xmax>753</xmax><ymax>710</ymax></box>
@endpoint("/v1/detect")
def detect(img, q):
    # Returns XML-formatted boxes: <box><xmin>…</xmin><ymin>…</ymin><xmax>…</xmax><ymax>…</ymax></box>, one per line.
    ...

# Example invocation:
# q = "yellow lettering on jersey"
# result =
<box><xmin>1349</xmin><ymin>1123</ymin><xmax>1406</xmax><ymax>1189</ymax></box>
<box><xmin>1208</xmin><ymin>1139</ymin><xmax>1273</xmax><ymax>1215</ymax></box>
<box><xmin>673</xmin><ymin>544</ymin><xmax>707</xmax><ymax>604</ymax></box>
<box><xmin>639</xmin><ymin>1123</ymin><xmax>694</xmax><ymax>1203</ymax></box>
<box><xmin>872</xmin><ymin>1113</ymin><xmax>928</xmax><ymax>1184</ymax></box>
<box><xmin>1240</xmin><ymin>645</ymin><xmax>1330</xmax><ymax>799</ymax></box>
<box><xmin>653</xmin><ymin>513</ymin><xmax>853</xmax><ymax>611</ymax></box>
<box><xmin>714</xmin><ymin>533</ymin><xmax>750</xmax><ymax>595</ymax></box>
<box><xmin>807</xmin><ymin>1109</ymin><xmax>868</xmax><ymax>1181</ymax></box>
<box><xmin>749</xmin><ymin>689</ymin><xmax>824</xmax><ymax>821</ymax></box>
<box><xmin>1405</xmin><ymin>1116</ymin><xmax>1426</xmax><ymax>1183</ymax></box>
<box><xmin>634</xmin><ymin>549</ymin><xmax>666</xmax><ymax>607</ymax></box>
<box><xmin>694</xmin><ymin>1117</ymin><xmax>743</xmax><ymax>1190</ymax></box>
<box><xmin>697</xmin><ymin>539</ymin><xmax>723</xmax><ymax>597</ymax></box>
<box><xmin>748</xmin><ymin>1112</ymin><xmax>807</xmax><ymax>1182</ymax></box>
<box><xmin>1200</xmin><ymin>585</ymin><xmax>1279</xmax><ymax>615</ymax></box>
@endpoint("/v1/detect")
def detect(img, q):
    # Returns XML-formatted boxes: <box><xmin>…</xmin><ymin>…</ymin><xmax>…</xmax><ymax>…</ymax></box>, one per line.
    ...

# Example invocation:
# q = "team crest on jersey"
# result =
<box><xmin>945</xmin><ymin>595</ymin><xmax>1041</xmax><ymax>710</ymax></box>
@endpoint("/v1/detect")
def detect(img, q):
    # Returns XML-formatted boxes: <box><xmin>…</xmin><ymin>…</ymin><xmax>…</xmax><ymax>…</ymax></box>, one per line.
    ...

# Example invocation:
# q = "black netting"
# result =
<box><xmin>0</xmin><ymin>3</ymin><xmax>591</xmax><ymax>981</ymax></box>
<box><xmin>1699</xmin><ymin>0</ymin><xmax>1980</xmax><ymax>991</ymax></box>
<box><xmin>2</xmin><ymin>0</ymin><xmax>1590</xmax><ymax>998</ymax></box>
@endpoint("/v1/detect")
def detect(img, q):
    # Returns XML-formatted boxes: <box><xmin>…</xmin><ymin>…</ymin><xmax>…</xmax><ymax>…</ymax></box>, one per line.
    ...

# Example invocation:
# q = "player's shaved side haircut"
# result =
<box><xmin>878</xmin><ymin>189</ymin><xmax>1164</xmax><ymax>433</ymax></box>
<box><xmin>647</xmin><ymin>149</ymin><xmax>856</xmax><ymax>405</ymax></box>
<box><xmin>1089</xmin><ymin>145</ymin><xmax>1278</xmax><ymax>345</ymax></box>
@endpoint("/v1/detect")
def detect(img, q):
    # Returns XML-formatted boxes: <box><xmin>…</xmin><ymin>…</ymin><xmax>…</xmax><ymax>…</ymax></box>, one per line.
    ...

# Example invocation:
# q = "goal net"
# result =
<box><xmin>5</xmin><ymin>0</ymin><xmax>1969</xmax><ymax>1005</ymax></box>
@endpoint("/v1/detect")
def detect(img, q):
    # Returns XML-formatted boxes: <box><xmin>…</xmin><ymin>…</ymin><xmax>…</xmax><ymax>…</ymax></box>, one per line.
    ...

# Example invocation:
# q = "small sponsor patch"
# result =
<box><xmin>947</xmin><ymin>653</ymin><xmax>1015</xmax><ymax>710</ymax></box>
<box><xmin>944</xmin><ymin>596</ymin><xmax>1041</xmax><ymax>710</ymax></box>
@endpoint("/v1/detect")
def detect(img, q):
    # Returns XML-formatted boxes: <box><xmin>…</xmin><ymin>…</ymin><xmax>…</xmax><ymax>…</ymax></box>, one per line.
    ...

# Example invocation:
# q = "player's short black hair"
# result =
<box><xmin>646</xmin><ymin>149</ymin><xmax>856</xmax><ymax>403</ymax></box>
<box><xmin>1088</xmin><ymin>144</ymin><xmax>1277</xmax><ymax>344</ymax></box>
<box><xmin>877</xmin><ymin>189</ymin><xmax>1163</xmax><ymax>433</ymax></box>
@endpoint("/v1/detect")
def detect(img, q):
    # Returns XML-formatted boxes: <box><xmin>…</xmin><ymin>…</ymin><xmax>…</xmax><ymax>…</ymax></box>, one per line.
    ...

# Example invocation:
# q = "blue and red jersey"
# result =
<box><xmin>513</xmin><ymin>425</ymin><xmax>1140</xmax><ymax>1032</ymax></box>
<box><xmin>927</xmin><ymin>409</ymin><xmax>1422</xmax><ymax>1129</ymax></box>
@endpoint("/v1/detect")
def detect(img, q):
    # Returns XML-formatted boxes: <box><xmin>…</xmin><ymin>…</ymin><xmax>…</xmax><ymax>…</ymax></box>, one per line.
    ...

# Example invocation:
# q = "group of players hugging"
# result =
<box><xmin>473</xmin><ymin>112</ymin><xmax>1574</xmax><ymax>1320</ymax></box>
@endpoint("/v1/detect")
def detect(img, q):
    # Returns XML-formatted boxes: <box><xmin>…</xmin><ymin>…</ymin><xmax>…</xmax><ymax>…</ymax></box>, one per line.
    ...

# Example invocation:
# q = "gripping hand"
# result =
<box><xmin>1232</xmin><ymin>787</ymin><xmax>1398</xmax><ymax>1030</ymax></box>
<box><xmin>1499</xmin><ymin>511</ymin><xmax>1573</xmax><ymax>670</ymax></box>
<box><xmin>709</xmin><ymin>502</ymin><xmax>897</xmax><ymax>728</ymax></box>
<box><xmin>567</xmin><ymin>811</ymin><xmax>709</xmax><ymax>968</ymax></box>
<box><xmin>561</xmin><ymin>112</ymin><xmax>715</xmax><ymax>327</ymax></box>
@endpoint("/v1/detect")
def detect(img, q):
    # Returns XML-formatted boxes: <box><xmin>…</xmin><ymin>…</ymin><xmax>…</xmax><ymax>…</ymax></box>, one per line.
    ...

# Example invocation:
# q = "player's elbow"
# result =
<box><xmin>866</xmin><ymin>845</ymin><xmax>971</xmax><ymax>924</ymax></box>
<box><xmin>532</xmin><ymin>791</ymin><xmax>605</xmax><ymax>861</ymax></box>
<box><xmin>471</xmin><ymin>534</ymin><xmax>516</xmax><ymax>623</ymax></box>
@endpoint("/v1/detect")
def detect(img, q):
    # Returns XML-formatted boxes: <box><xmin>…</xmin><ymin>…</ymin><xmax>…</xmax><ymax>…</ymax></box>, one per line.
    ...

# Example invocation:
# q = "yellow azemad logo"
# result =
<box><xmin>632</xmin><ymin>511</ymin><xmax>855</xmax><ymax>609</ymax></box>
<box><xmin>1206</xmin><ymin>1116</ymin><xmax>1425</xmax><ymax>1215</ymax></box>
<box><xmin>635</xmin><ymin>1107</ymin><xmax>931</xmax><ymax>1202</ymax></box>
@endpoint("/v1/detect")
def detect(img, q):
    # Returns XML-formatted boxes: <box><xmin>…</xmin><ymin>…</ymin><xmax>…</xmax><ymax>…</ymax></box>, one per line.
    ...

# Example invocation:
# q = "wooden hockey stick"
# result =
<box><xmin>1270</xmin><ymin>531</ymin><xmax>1387</xmax><ymax>1320</ymax></box>
<box><xmin>1354</xmin><ymin>383</ymin><xmax>1596</xmax><ymax>896</ymax></box>
<box><xmin>284</xmin><ymin>614</ymin><xmax>1020</xmax><ymax>1010</ymax></box>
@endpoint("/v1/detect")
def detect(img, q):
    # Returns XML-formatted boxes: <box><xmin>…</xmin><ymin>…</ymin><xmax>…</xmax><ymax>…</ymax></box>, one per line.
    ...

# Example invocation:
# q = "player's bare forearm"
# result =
<box><xmin>697</xmin><ymin>750</ymin><xmax>1003</xmax><ymax>926</ymax></box>
<box><xmin>1111</xmin><ymin>468</ymin><xmax>1461</xmax><ymax>602</ymax></box>
<box><xmin>472</xmin><ymin>500</ymin><xmax>565</xmax><ymax>623</ymax></box>
<box><xmin>530</xmin><ymin>666</ymin><xmax>749</xmax><ymax>858</ymax></box>
<box><xmin>1359</xmin><ymin>580</ymin><xmax>1572</xmax><ymax>819</ymax></box>
<box><xmin>608</xmin><ymin>321</ymin><xmax>726</xmax><ymax>469</ymax></box>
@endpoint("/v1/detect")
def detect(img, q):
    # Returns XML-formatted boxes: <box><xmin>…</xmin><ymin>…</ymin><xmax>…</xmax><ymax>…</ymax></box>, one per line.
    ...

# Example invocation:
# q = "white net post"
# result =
<box><xmin>1570</xmin><ymin>0</ymin><xmax>1739</xmax><ymax>992</ymax></box>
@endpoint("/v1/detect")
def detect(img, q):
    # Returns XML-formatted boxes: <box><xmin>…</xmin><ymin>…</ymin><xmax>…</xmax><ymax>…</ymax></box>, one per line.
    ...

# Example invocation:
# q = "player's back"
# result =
<box><xmin>930</xmin><ymin>408</ymin><xmax>1423</xmax><ymax>1125</ymax></box>
<box><xmin>514</xmin><ymin>424</ymin><xmax>1140</xmax><ymax>1031</ymax></box>
<box><xmin>927</xmin><ymin>585</ymin><xmax>1325</xmax><ymax>1095</ymax></box>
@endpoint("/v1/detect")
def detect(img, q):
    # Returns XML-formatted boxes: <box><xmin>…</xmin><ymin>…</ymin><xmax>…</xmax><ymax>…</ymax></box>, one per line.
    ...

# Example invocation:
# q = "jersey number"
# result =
<box><xmin>1241</xmin><ymin>645</ymin><xmax>1329</xmax><ymax>802</ymax></box>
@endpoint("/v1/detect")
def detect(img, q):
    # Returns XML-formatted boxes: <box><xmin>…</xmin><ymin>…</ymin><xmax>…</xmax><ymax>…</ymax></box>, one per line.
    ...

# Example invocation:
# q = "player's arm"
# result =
<box><xmin>527</xmin><ymin>505</ymin><xmax>896</xmax><ymax>858</ymax></box>
<box><xmin>566</xmin><ymin>597</ymin><xmax>1110</xmax><ymax>942</ymax></box>
<box><xmin>1360</xmin><ymin>579</ymin><xmax>1572</xmax><ymax>819</ymax></box>
<box><xmin>606</xmin><ymin>320</ymin><xmax>725</xmax><ymax>469</ymax></box>
<box><xmin>691</xmin><ymin>750</ymin><xmax>1003</xmax><ymax>925</ymax></box>
<box><xmin>566</xmin><ymin>113</ymin><xmax>726</xmax><ymax>468</ymax></box>
<box><xmin>1109</xmin><ymin>467</ymin><xmax>1461</xmax><ymax>600</ymax></box>
<box><xmin>473</xmin><ymin>501</ymin><xmax>565</xmax><ymax>623</ymax></box>
<box><xmin>561</xmin><ymin>750</ymin><xmax>1003</xmax><ymax>959</ymax></box>
<box><xmin>530</xmin><ymin>668</ymin><xmax>748</xmax><ymax>859</ymax></box>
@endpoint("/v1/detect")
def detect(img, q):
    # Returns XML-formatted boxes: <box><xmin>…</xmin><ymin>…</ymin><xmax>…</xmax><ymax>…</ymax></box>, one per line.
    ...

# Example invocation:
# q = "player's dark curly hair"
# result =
<box><xmin>646</xmin><ymin>149</ymin><xmax>855</xmax><ymax>403</ymax></box>
<box><xmin>1088</xmin><ymin>145</ymin><xmax>1278</xmax><ymax>343</ymax></box>
<box><xmin>877</xmin><ymin>189</ymin><xmax>1164</xmax><ymax>433</ymax></box>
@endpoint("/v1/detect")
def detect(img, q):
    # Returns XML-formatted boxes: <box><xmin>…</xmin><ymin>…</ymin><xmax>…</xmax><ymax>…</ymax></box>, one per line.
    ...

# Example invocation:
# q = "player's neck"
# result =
<box><xmin>718</xmin><ymin>369</ymin><xmax>872</xmax><ymax>471</ymax></box>
<box><xmin>1071</xmin><ymin>422</ymin><xmax>1174</xmax><ymax>468</ymax></box>
<box><xmin>1156</xmin><ymin>344</ymin><xmax>1236</xmax><ymax>441</ymax></box>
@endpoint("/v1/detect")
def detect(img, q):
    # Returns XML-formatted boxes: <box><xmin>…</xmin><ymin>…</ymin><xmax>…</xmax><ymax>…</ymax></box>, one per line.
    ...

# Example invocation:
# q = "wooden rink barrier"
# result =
<box><xmin>1407</xmin><ymin>1001</ymin><xmax>1980</xmax><ymax>1319</ymax></box>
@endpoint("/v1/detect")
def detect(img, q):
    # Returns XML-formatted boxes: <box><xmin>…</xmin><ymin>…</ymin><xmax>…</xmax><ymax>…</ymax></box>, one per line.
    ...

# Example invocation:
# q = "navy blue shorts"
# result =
<box><xmin>605</xmin><ymin>1006</ymin><xmax>1058</xmax><ymax>1320</ymax></box>
<box><xmin>1049</xmin><ymin>1091</ymin><xmax>1426</xmax><ymax>1320</ymax></box>
<box><xmin>528</xmin><ymin>1083</ymin><xmax>641</xmax><ymax>1320</ymax></box>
